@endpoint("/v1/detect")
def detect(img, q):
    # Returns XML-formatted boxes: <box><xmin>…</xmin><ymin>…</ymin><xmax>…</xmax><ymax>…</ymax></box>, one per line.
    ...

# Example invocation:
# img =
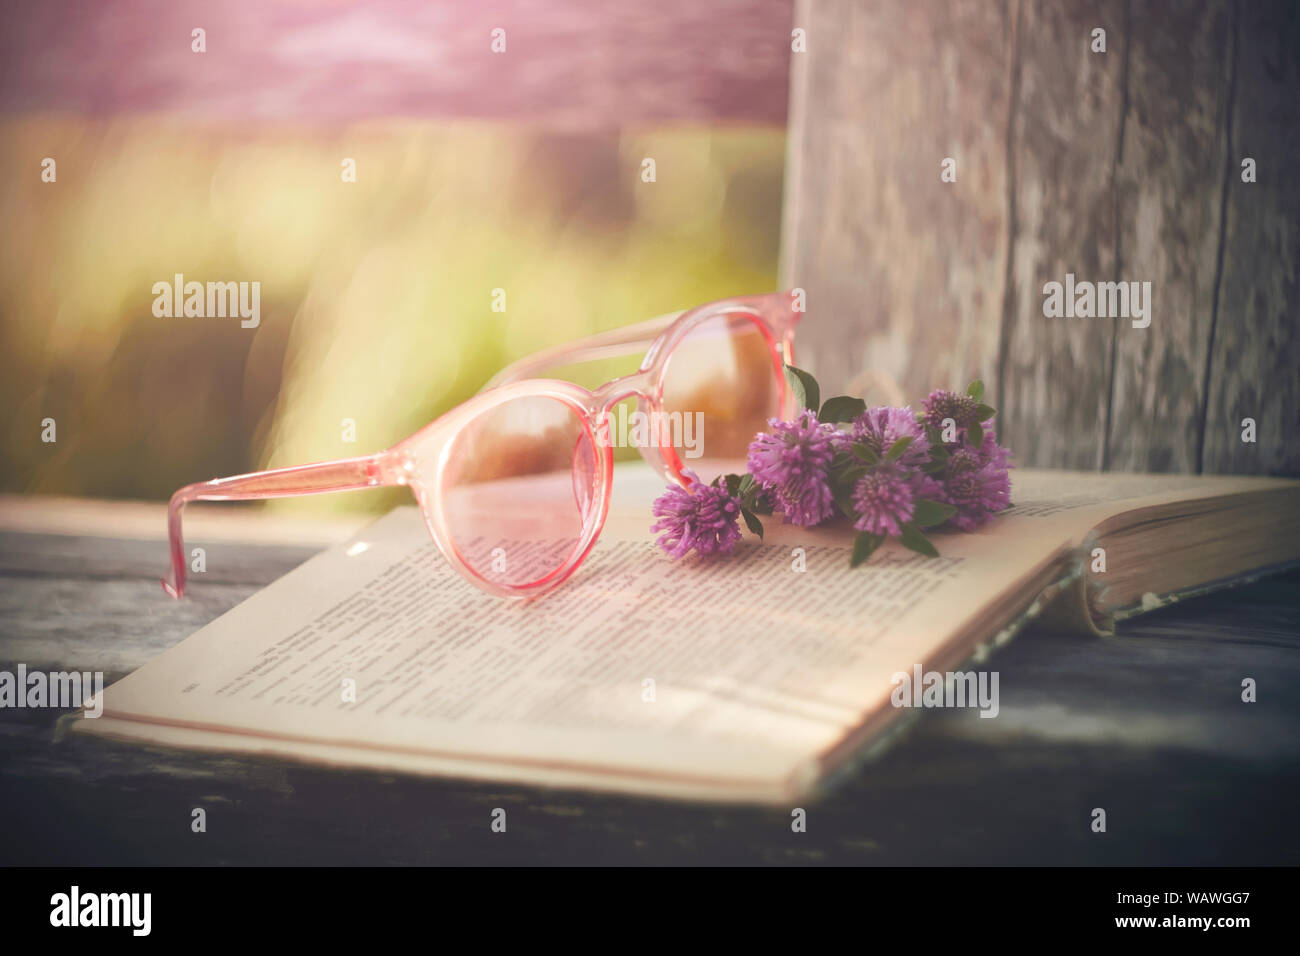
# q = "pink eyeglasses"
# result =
<box><xmin>163</xmin><ymin>291</ymin><xmax>804</xmax><ymax>599</ymax></box>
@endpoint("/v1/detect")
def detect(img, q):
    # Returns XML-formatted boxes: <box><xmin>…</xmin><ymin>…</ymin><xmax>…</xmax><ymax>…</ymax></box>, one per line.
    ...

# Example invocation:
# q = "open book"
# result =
<box><xmin>75</xmin><ymin>466</ymin><xmax>1300</xmax><ymax>803</ymax></box>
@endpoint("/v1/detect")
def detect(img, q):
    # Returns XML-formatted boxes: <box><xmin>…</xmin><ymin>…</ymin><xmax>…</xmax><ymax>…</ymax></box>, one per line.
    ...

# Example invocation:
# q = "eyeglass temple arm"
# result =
<box><xmin>163</xmin><ymin>451</ymin><xmax>406</xmax><ymax>598</ymax></box>
<box><xmin>481</xmin><ymin>310</ymin><xmax>684</xmax><ymax>390</ymax></box>
<box><xmin>481</xmin><ymin>292</ymin><xmax>802</xmax><ymax>391</ymax></box>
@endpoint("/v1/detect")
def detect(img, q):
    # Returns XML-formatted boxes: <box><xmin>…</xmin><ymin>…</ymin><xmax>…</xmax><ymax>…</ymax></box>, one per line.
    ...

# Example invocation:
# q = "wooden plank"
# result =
<box><xmin>996</xmin><ymin>0</ymin><xmax>1126</xmax><ymax>470</ymax></box>
<box><xmin>1201</xmin><ymin>1</ymin><xmax>1300</xmax><ymax>475</ymax></box>
<box><xmin>0</xmin><ymin>494</ymin><xmax>368</xmax><ymax>545</ymax></box>
<box><xmin>3</xmin><ymin>725</ymin><xmax>1297</xmax><ymax>864</ymax></box>
<box><xmin>3</xmin><ymin>531</ymin><xmax>1298</xmax><ymax>864</ymax></box>
<box><xmin>783</xmin><ymin>0</ymin><xmax>1297</xmax><ymax>477</ymax></box>
<box><xmin>1106</xmin><ymin>0</ymin><xmax>1232</xmax><ymax>473</ymax></box>
<box><xmin>780</xmin><ymin>0</ymin><xmax>1014</xmax><ymax>402</ymax></box>
<box><xmin>0</xmin><ymin>532</ymin><xmax>310</xmax><ymax>674</ymax></box>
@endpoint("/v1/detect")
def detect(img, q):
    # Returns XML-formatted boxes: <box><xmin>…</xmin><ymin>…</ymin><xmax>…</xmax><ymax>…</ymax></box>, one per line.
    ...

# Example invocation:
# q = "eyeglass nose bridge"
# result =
<box><xmin>590</xmin><ymin>370</ymin><xmax>658</xmax><ymax>414</ymax></box>
<box><xmin>586</xmin><ymin>370</ymin><xmax>691</xmax><ymax>485</ymax></box>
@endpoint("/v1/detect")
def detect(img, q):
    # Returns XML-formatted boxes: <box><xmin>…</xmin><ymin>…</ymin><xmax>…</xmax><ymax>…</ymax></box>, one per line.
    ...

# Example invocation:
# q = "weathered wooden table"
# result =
<box><xmin>2</xmin><ymin>501</ymin><xmax>1297</xmax><ymax>866</ymax></box>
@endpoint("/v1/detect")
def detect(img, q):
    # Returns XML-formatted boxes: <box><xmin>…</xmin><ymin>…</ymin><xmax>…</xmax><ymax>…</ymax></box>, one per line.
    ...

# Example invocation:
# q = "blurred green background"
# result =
<box><xmin>0</xmin><ymin>118</ymin><xmax>785</xmax><ymax>513</ymax></box>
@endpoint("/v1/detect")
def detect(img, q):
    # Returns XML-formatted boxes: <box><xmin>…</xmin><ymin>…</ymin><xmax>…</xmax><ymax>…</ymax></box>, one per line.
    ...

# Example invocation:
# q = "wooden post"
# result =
<box><xmin>781</xmin><ymin>0</ymin><xmax>1300</xmax><ymax>475</ymax></box>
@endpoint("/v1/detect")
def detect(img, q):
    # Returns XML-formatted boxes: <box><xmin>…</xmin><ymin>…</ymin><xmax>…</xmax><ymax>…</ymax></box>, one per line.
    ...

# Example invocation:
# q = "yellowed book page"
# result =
<box><xmin>78</xmin><ymin>466</ymin><xmax>1297</xmax><ymax>801</ymax></box>
<box><xmin>1000</xmin><ymin>469</ymin><xmax>1296</xmax><ymax>525</ymax></box>
<box><xmin>80</xmin><ymin>465</ymin><xmax>1090</xmax><ymax>800</ymax></box>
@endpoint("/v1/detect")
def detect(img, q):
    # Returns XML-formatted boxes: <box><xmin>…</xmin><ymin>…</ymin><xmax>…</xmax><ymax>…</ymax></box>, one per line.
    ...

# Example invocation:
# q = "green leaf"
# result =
<box><xmin>974</xmin><ymin>403</ymin><xmax>996</xmax><ymax>422</ymax></box>
<box><xmin>912</xmin><ymin>498</ymin><xmax>957</xmax><ymax>528</ymax></box>
<box><xmin>818</xmin><ymin>395</ymin><xmax>866</xmax><ymax>424</ymax></box>
<box><xmin>966</xmin><ymin>380</ymin><xmax>985</xmax><ymax>402</ymax></box>
<box><xmin>967</xmin><ymin>421</ymin><xmax>984</xmax><ymax>448</ymax></box>
<box><xmin>851</xmin><ymin>532</ymin><xmax>885</xmax><ymax>568</ymax></box>
<box><xmin>851</xmin><ymin>442</ymin><xmax>880</xmax><ymax>465</ymax></box>
<box><xmin>922</xmin><ymin>458</ymin><xmax>948</xmax><ymax>474</ymax></box>
<box><xmin>832</xmin><ymin>482</ymin><xmax>858</xmax><ymax>519</ymax></box>
<box><xmin>745</xmin><ymin>482</ymin><xmax>774</xmax><ymax>514</ymax></box>
<box><xmin>835</xmin><ymin>464</ymin><xmax>868</xmax><ymax>489</ymax></box>
<box><xmin>737</xmin><ymin>475</ymin><xmax>758</xmax><ymax>510</ymax></box>
<box><xmin>899</xmin><ymin>523</ymin><xmax>940</xmax><ymax>558</ymax></box>
<box><xmin>783</xmin><ymin>364</ymin><xmax>820</xmax><ymax>413</ymax></box>
<box><xmin>885</xmin><ymin>435</ymin><xmax>915</xmax><ymax>461</ymax></box>
<box><xmin>740</xmin><ymin>507</ymin><xmax>764</xmax><ymax>538</ymax></box>
<box><xmin>722</xmin><ymin>474</ymin><xmax>744</xmax><ymax>497</ymax></box>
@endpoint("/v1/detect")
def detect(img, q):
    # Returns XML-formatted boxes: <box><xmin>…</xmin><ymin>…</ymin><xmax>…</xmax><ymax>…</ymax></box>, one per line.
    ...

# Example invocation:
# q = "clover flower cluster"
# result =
<box><xmin>650</xmin><ymin>372</ymin><xmax>1012</xmax><ymax>567</ymax></box>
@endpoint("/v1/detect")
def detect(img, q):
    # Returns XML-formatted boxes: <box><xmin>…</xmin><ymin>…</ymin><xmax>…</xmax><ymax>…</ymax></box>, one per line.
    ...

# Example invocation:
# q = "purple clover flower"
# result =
<box><xmin>922</xmin><ymin>389</ymin><xmax>980</xmax><ymax>430</ymax></box>
<box><xmin>746</xmin><ymin>410</ymin><xmax>838</xmax><ymax>526</ymax></box>
<box><xmin>910</xmin><ymin>469</ymin><xmax>946</xmax><ymax>503</ymax></box>
<box><xmin>850</xmin><ymin>462</ymin><xmax>916</xmax><ymax>537</ymax></box>
<box><xmin>940</xmin><ymin>422</ymin><xmax>1013</xmax><ymax>530</ymax></box>
<box><xmin>945</xmin><ymin>446</ymin><xmax>985</xmax><ymax>475</ymax></box>
<box><xmin>972</xmin><ymin>423</ymin><xmax>1013</xmax><ymax>471</ymax></box>
<box><xmin>650</xmin><ymin>482</ymin><xmax>743</xmax><ymax>558</ymax></box>
<box><xmin>852</xmin><ymin>405</ymin><xmax>929</xmax><ymax>468</ymax></box>
<box><xmin>943</xmin><ymin>460</ymin><xmax>1011</xmax><ymax>531</ymax></box>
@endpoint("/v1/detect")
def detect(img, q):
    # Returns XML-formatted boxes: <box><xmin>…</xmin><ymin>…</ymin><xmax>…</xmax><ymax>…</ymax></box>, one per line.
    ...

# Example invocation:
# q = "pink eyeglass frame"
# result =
<box><xmin>163</xmin><ymin>290</ymin><xmax>804</xmax><ymax>600</ymax></box>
